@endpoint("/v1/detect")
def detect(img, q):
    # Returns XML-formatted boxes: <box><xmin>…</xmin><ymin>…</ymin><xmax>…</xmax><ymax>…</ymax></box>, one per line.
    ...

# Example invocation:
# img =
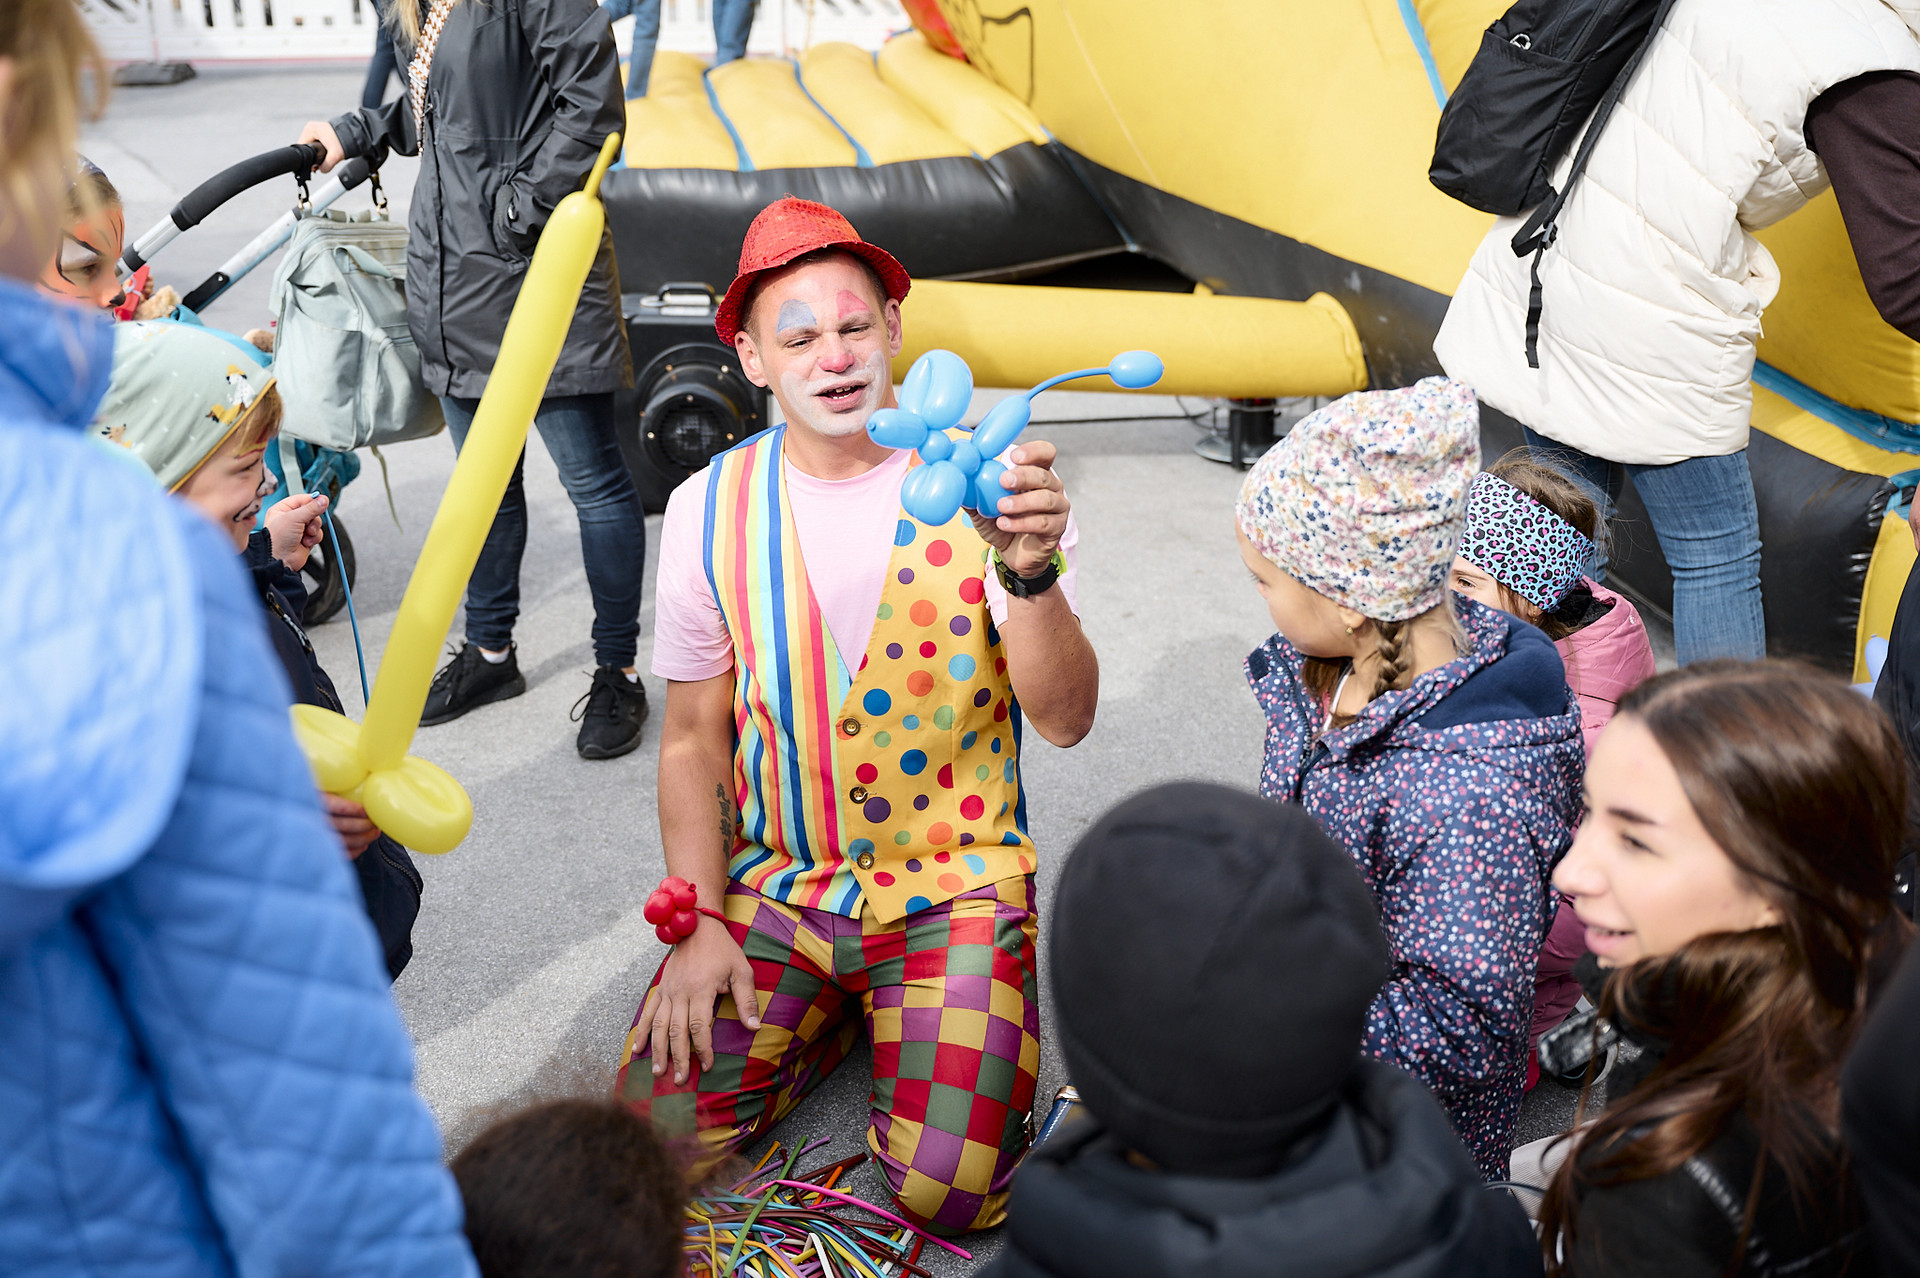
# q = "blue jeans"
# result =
<box><xmin>616</xmin><ymin>0</ymin><xmax>661</xmax><ymax>98</ymax></box>
<box><xmin>361</xmin><ymin>2</ymin><xmax>398</xmax><ymax>109</ymax></box>
<box><xmin>1522</xmin><ymin>427</ymin><xmax>1765</xmax><ymax>665</ymax></box>
<box><xmin>609</xmin><ymin>0</ymin><xmax>752</xmax><ymax>98</ymax></box>
<box><xmin>442</xmin><ymin>393</ymin><xmax>646</xmax><ymax>669</ymax></box>
<box><xmin>713</xmin><ymin>0</ymin><xmax>756</xmax><ymax>65</ymax></box>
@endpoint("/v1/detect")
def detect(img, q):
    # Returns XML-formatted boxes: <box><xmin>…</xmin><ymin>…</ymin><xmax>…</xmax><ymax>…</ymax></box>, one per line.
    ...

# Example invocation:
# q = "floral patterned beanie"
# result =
<box><xmin>1456</xmin><ymin>470</ymin><xmax>1596</xmax><ymax>611</ymax></box>
<box><xmin>1236</xmin><ymin>377</ymin><xmax>1480</xmax><ymax>623</ymax></box>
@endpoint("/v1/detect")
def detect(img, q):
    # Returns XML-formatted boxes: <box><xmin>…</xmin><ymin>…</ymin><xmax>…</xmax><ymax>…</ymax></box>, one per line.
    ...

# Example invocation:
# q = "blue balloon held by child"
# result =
<box><xmin>867</xmin><ymin>348</ymin><xmax>1164</xmax><ymax>527</ymax></box>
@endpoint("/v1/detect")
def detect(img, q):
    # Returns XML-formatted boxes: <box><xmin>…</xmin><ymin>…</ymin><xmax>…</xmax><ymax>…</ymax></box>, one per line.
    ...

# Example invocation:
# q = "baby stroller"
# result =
<box><xmin>118</xmin><ymin>142</ymin><xmax>413</xmax><ymax>626</ymax></box>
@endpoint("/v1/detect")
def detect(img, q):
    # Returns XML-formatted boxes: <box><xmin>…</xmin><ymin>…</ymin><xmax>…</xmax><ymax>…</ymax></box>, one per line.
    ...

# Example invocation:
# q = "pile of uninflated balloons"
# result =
<box><xmin>684</xmin><ymin>1138</ymin><xmax>970</xmax><ymax>1277</ymax></box>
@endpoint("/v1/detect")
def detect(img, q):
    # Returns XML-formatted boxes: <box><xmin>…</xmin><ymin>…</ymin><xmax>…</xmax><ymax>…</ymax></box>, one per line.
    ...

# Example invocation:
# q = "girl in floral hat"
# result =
<box><xmin>1450</xmin><ymin>454</ymin><xmax>1659</xmax><ymax>1090</ymax></box>
<box><xmin>1237</xmin><ymin>376</ymin><xmax>1586</xmax><ymax>1179</ymax></box>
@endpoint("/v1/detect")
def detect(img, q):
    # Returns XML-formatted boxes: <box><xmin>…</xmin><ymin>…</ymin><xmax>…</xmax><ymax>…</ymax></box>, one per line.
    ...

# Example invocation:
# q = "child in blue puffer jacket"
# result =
<box><xmin>0</xmin><ymin>8</ymin><xmax>471</xmax><ymax>1269</ymax></box>
<box><xmin>1235</xmin><ymin>377</ymin><xmax>1585</xmax><ymax>1179</ymax></box>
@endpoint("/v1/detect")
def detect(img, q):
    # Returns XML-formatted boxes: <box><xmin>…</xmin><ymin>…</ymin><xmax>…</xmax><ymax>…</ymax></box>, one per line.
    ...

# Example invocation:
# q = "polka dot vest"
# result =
<box><xmin>702</xmin><ymin>428</ymin><xmax>1033</xmax><ymax>924</ymax></box>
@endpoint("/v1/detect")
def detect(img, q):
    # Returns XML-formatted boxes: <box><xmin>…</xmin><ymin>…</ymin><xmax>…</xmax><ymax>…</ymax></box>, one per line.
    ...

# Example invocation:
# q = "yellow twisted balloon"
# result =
<box><xmin>290</xmin><ymin>133</ymin><xmax>623</xmax><ymax>855</ymax></box>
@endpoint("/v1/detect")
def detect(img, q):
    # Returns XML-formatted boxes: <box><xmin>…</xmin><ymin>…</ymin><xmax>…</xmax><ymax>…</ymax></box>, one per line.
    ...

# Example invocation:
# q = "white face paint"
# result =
<box><xmin>740</xmin><ymin>257</ymin><xmax>900</xmax><ymax>445</ymax></box>
<box><xmin>779</xmin><ymin>346</ymin><xmax>891</xmax><ymax>438</ymax></box>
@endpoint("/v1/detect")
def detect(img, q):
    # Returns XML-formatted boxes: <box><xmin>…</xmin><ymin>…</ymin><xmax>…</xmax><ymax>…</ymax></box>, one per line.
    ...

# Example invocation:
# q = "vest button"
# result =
<box><xmin>850</xmin><ymin>785</ymin><xmax>869</xmax><ymax>803</ymax></box>
<box><xmin>840</xmin><ymin>718</ymin><xmax>861</xmax><ymax>737</ymax></box>
<box><xmin>856</xmin><ymin>852</ymin><xmax>876</xmax><ymax>871</ymax></box>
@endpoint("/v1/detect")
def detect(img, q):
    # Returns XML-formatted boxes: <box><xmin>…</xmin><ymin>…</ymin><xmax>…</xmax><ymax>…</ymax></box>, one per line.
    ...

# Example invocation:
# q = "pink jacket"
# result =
<box><xmin>1556</xmin><ymin>579</ymin><xmax>1659</xmax><ymax>756</ymax></box>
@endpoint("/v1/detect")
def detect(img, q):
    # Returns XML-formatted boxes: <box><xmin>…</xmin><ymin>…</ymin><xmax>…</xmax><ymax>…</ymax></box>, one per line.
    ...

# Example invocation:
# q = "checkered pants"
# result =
<box><xmin>615</xmin><ymin>875</ymin><xmax>1040</xmax><ymax>1233</ymax></box>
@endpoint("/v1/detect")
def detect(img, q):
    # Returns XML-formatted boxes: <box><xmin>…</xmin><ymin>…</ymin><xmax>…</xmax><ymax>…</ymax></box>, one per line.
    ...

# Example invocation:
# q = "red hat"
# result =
<box><xmin>714</xmin><ymin>197</ymin><xmax>912</xmax><ymax>345</ymax></box>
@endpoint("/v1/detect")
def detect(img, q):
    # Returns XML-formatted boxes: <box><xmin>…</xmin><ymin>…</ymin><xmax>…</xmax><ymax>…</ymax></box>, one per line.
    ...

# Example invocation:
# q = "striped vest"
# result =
<box><xmin>702</xmin><ymin>427</ymin><xmax>1034</xmax><ymax>923</ymax></box>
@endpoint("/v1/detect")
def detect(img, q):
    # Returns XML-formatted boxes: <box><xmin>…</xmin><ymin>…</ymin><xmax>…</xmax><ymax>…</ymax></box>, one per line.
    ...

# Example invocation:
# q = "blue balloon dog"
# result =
<box><xmin>865</xmin><ymin>349</ymin><xmax>1165</xmax><ymax>527</ymax></box>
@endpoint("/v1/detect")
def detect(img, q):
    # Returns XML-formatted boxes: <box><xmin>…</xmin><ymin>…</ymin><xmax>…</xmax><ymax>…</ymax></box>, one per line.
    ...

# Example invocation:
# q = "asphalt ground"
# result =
<box><xmin>83</xmin><ymin>64</ymin><xmax>1674</xmax><ymax>1274</ymax></box>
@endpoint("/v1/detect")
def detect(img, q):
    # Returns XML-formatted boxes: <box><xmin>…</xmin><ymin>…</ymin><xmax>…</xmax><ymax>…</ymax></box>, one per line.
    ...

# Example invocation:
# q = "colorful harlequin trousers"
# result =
<box><xmin>615</xmin><ymin>875</ymin><xmax>1040</xmax><ymax>1233</ymax></box>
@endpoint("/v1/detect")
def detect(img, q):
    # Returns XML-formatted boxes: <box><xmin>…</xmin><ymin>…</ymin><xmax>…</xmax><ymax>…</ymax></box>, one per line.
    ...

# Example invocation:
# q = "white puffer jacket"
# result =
<box><xmin>1434</xmin><ymin>0</ymin><xmax>1920</xmax><ymax>465</ymax></box>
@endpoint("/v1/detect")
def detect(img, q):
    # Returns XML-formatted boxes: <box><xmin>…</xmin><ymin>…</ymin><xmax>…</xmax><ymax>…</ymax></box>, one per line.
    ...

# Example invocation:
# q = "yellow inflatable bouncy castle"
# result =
<box><xmin>601</xmin><ymin>0</ymin><xmax>1920</xmax><ymax>679</ymax></box>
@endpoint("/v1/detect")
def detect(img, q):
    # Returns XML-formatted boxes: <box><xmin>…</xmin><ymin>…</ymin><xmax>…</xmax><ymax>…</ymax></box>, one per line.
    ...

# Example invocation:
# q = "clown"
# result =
<box><xmin>616</xmin><ymin>198</ymin><xmax>1098</xmax><ymax>1233</ymax></box>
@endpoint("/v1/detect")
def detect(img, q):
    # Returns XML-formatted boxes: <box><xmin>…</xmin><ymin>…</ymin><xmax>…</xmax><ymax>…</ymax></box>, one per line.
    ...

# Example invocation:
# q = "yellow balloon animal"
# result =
<box><xmin>290</xmin><ymin>133</ymin><xmax>624</xmax><ymax>855</ymax></box>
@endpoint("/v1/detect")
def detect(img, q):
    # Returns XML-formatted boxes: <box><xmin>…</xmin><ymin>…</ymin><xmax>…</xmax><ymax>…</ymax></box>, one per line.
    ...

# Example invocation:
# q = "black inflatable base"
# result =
<box><xmin>603</xmin><ymin>143</ymin><xmax>1123</xmax><ymax>296</ymax></box>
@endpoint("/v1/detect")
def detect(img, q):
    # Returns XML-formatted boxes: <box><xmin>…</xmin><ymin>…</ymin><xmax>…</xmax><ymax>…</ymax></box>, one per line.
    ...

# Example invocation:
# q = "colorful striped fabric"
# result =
<box><xmin>703</xmin><ymin>426</ymin><xmax>864</xmax><ymax>915</ymax></box>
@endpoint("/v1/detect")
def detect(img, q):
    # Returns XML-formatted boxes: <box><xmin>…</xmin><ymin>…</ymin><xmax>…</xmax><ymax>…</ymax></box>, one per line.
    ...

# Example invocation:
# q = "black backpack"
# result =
<box><xmin>1430</xmin><ymin>0</ymin><xmax>1680</xmax><ymax>366</ymax></box>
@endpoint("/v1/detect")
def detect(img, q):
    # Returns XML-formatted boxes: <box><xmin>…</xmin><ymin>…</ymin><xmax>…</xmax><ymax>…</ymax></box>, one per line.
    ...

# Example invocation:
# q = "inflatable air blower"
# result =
<box><xmin>866</xmin><ymin>349</ymin><xmax>1164</xmax><ymax>527</ymax></box>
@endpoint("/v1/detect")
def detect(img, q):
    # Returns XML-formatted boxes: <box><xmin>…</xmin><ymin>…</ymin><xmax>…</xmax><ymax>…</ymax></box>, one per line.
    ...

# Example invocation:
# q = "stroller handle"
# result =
<box><xmin>124</xmin><ymin>143</ymin><xmax>327</xmax><ymax>272</ymax></box>
<box><xmin>175</xmin><ymin>143</ymin><xmax>325</xmax><ymax>231</ymax></box>
<box><xmin>174</xmin><ymin>154</ymin><xmax>381</xmax><ymax>314</ymax></box>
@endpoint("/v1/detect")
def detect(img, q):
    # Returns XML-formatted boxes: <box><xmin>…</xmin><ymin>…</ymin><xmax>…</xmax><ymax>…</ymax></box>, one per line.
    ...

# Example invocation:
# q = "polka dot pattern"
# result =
<box><xmin>832</xmin><ymin>508</ymin><xmax>1035</xmax><ymax>921</ymax></box>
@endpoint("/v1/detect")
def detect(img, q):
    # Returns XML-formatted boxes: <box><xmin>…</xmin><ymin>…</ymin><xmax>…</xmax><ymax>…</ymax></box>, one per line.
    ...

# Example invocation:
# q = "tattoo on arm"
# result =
<box><xmin>716</xmin><ymin>784</ymin><xmax>734</xmax><ymax>857</ymax></box>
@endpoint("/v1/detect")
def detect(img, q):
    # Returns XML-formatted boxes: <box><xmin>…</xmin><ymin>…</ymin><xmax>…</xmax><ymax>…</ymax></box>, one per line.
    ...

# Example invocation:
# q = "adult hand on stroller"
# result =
<box><xmin>321</xmin><ymin>792</ymin><xmax>382</xmax><ymax>858</ymax></box>
<box><xmin>265</xmin><ymin>492</ymin><xmax>329</xmax><ymax>572</ymax></box>
<box><xmin>297</xmin><ymin>121</ymin><xmax>346</xmax><ymax>174</ymax></box>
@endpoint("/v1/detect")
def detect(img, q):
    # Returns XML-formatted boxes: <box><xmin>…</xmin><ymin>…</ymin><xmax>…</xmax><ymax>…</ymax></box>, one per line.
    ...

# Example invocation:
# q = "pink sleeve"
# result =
<box><xmin>649</xmin><ymin>473</ymin><xmax>736</xmax><ymax>683</ymax></box>
<box><xmin>984</xmin><ymin>511</ymin><xmax>1080</xmax><ymax>625</ymax></box>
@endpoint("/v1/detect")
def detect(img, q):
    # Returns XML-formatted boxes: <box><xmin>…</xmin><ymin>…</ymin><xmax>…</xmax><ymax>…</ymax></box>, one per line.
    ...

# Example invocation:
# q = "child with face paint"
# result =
<box><xmin>37</xmin><ymin>157</ymin><xmax>125</xmax><ymax>311</ymax></box>
<box><xmin>617</xmin><ymin>198</ymin><xmax>1099</xmax><ymax>1234</ymax></box>
<box><xmin>93</xmin><ymin>321</ymin><xmax>424</xmax><ymax>978</ymax></box>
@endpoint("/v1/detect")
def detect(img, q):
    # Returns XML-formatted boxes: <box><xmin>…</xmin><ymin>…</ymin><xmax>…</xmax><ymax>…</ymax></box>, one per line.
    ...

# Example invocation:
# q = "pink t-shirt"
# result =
<box><xmin>652</xmin><ymin>445</ymin><xmax>1079</xmax><ymax>682</ymax></box>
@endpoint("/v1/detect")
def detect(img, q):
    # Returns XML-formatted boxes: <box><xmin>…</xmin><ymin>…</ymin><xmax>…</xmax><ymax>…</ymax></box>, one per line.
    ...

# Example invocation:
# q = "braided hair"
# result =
<box><xmin>1367</xmin><ymin>618</ymin><xmax>1415</xmax><ymax>704</ymax></box>
<box><xmin>1303</xmin><ymin>607</ymin><xmax>1461</xmax><ymax>730</ymax></box>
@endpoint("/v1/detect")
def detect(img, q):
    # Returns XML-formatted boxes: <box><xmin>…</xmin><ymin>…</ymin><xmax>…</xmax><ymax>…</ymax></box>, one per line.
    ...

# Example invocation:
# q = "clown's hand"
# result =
<box><xmin>969</xmin><ymin>439</ymin><xmax>1068</xmax><ymax>578</ymax></box>
<box><xmin>647</xmin><ymin>918</ymin><xmax>760</xmax><ymax>1087</ymax></box>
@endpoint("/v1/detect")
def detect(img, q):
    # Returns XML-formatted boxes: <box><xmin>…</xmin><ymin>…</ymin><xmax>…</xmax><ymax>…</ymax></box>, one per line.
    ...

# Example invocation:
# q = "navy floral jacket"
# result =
<box><xmin>1248</xmin><ymin>598</ymin><xmax>1585</xmax><ymax>1178</ymax></box>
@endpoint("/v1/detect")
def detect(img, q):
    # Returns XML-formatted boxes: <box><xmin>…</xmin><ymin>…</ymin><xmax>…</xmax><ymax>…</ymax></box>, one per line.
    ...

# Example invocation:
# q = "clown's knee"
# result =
<box><xmin>875</xmin><ymin>1139</ymin><xmax>1020</xmax><ymax>1234</ymax></box>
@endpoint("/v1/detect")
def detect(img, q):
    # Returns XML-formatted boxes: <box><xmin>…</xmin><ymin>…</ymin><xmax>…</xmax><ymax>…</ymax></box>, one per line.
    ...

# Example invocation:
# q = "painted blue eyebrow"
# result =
<box><xmin>775</xmin><ymin>300</ymin><xmax>816</xmax><ymax>334</ymax></box>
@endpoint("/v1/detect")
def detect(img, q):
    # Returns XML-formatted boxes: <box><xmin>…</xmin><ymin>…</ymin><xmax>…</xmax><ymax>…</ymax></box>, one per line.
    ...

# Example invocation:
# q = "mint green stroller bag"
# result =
<box><xmin>268</xmin><ymin>211</ymin><xmax>444</xmax><ymax>454</ymax></box>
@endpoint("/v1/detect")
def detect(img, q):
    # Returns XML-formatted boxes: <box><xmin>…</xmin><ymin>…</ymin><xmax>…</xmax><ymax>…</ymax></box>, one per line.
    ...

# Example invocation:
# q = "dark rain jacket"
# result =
<box><xmin>330</xmin><ymin>0</ymin><xmax>632</xmax><ymax>400</ymax></box>
<box><xmin>983</xmin><ymin>1059</ymin><xmax>1543</xmax><ymax>1278</ymax></box>
<box><xmin>244</xmin><ymin>531</ymin><xmax>422</xmax><ymax>981</ymax></box>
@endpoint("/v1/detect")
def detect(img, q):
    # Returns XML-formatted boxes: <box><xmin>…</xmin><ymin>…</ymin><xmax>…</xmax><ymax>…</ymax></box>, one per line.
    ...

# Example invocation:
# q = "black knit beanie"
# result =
<box><xmin>1051</xmin><ymin>782</ymin><xmax>1391</xmax><ymax>1177</ymax></box>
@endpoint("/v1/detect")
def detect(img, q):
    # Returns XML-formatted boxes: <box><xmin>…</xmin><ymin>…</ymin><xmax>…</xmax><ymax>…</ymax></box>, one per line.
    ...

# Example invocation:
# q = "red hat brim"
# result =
<box><xmin>714</xmin><ymin>237</ymin><xmax>911</xmax><ymax>346</ymax></box>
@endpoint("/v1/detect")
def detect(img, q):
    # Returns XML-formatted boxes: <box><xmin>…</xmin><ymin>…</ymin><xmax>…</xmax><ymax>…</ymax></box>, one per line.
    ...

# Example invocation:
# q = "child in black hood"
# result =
<box><xmin>985</xmin><ymin>782</ymin><xmax>1541</xmax><ymax>1278</ymax></box>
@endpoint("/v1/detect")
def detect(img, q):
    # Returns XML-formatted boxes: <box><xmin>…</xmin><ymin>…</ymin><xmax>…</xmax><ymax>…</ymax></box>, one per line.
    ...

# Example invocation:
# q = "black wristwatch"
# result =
<box><xmin>993</xmin><ymin>549</ymin><xmax>1065</xmax><ymax>598</ymax></box>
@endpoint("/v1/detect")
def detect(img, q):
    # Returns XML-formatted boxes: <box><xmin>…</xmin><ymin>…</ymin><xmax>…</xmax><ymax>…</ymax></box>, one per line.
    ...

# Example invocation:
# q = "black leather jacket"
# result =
<box><xmin>1562</xmin><ymin>956</ymin><xmax>1869</xmax><ymax>1278</ymax></box>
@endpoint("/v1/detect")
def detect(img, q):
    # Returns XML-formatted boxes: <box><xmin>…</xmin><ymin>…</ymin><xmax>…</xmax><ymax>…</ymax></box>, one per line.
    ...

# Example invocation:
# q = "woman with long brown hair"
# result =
<box><xmin>1542</xmin><ymin>660</ymin><xmax>1909</xmax><ymax>1276</ymax></box>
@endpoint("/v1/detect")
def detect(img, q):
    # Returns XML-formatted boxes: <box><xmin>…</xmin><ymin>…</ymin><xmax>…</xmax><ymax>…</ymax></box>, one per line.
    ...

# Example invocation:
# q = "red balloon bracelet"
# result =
<box><xmin>643</xmin><ymin>876</ymin><xmax>728</xmax><ymax>944</ymax></box>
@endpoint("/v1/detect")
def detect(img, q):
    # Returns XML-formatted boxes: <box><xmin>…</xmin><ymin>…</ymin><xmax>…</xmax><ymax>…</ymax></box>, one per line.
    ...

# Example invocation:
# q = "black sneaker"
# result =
<box><xmin>573</xmin><ymin>666</ymin><xmax>650</xmax><ymax>759</ymax></box>
<box><xmin>420</xmin><ymin>643</ymin><xmax>527</xmax><ymax>726</ymax></box>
